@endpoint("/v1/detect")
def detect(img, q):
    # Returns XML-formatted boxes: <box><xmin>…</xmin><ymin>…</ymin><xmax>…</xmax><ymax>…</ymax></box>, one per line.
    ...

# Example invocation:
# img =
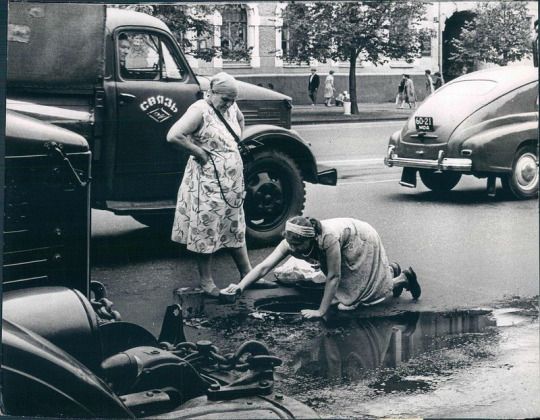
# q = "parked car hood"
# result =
<box><xmin>5</xmin><ymin>109</ymin><xmax>89</xmax><ymax>156</ymax></box>
<box><xmin>197</xmin><ymin>75</ymin><xmax>292</xmax><ymax>102</ymax></box>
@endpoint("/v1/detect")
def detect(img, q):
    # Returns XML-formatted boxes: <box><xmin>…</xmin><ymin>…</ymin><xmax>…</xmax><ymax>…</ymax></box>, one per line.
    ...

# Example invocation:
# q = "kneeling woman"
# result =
<box><xmin>222</xmin><ymin>217</ymin><xmax>421</xmax><ymax>319</ymax></box>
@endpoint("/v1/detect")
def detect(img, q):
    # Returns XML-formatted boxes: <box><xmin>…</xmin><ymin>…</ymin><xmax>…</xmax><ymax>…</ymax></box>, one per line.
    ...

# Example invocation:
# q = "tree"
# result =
<box><xmin>449</xmin><ymin>2</ymin><xmax>533</xmax><ymax>69</ymax></box>
<box><xmin>281</xmin><ymin>2</ymin><xmax>427</xmax><ymax>114</ymax></box>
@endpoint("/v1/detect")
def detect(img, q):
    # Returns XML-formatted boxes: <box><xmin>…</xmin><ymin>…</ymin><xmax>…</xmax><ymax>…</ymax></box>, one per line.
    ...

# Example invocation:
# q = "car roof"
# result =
<box><xmin>453</xmin><ymin>65</ymin><xmax>538</xmax><ymax>87</ymax></box>
<box><xmin>106</xmin><ymin>8</ymin><xmax>170</xmax><ymax>33</ymax></box>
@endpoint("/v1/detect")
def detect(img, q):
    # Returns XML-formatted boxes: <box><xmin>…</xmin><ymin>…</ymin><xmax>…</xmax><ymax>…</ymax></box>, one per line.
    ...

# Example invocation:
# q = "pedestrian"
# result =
<box><xmin>222</xmin><ymin>216</ymin><xmax>420</xmax><ymax>319</ymax></box>
<box><xmin>308</xmin><ymin>68</ymin><xmax>320</xmax><ymax>106</ymax></box>
<box><xmin>395</xmin><ymin>75</ymin><xmax>407</xmax><ymax>108</ymax></box>
<box><xmin>432</xmin><ymin>71</ymin><xmax>444</xmax><ymax>90</ymax></box>
<box><xmin>404</xmin><ymin>74</ymin><xmax>416</xmax><ymax>109</ymax></box>
<box><xmin>424</xmin><ymin>69</ymin><xmax>434</xmax><ymax>96</ymax></box>
<box><xmin>324</xmin><ymin>70</ymin><xmax>336</xmax><ymax>106</ymax></box>
<box><xmin>167</xmin><ymin>72</ymin><xmax>275</xmax><ymax>297</ymax></box>
<box><xmin>335</xmin><ymin>91</ymin><xmax>346</xmax><ymax>107</ymax></box>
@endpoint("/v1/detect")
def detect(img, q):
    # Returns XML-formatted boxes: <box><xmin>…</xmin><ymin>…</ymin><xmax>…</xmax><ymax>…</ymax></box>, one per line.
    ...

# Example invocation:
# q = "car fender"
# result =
<box><xmin>241</xmin><ymin>124</ymin><xmax>319</xmax><ymax>183</ymax></box>
<box><xmin>460</xmin><ymin>116</ymin><xmax>538</xmax><ymax>172</ymax></box>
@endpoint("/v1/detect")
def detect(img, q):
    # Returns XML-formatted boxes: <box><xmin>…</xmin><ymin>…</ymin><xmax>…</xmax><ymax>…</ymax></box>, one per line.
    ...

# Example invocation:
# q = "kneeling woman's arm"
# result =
<box><xmin>223</xmin><ymin>241</ymin><xmax>290</xmax><ymax>294</ymax></box>
<box><xmin>301</xmin><ymin>242</ymin><xmax>341</xmax><ymax>319</ymax></box>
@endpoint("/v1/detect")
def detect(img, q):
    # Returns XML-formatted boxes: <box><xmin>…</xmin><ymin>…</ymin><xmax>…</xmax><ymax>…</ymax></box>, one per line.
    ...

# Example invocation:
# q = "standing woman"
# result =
<box><xmin>223</xmin><ymin>216</ymin><xmax>420</xmax><ymax>318</ymax></box>
<box><xmin>404</xmin><ymin>74</ymin><xmax>416</xmax><ymax>109</ymax></box>
<box><xmin>167</xmin><ymin>72</ymin><xmax>270</xmax><ymax>296</ymax></box>
<box><xmin>324</xmin><ymin>70</ymin><xmax>336</xmax><ymax>106</ymax></box>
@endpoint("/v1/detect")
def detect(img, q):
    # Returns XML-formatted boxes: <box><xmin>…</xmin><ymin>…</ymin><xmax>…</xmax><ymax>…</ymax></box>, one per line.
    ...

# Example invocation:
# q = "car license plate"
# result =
<box><xmin>415</xmin><ymin>116</ymin><xmax>434</xmax><ymax>131</ymax></box>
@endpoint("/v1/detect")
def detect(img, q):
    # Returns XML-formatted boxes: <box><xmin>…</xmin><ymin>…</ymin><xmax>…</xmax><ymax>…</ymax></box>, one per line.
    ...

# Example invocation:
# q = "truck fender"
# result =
<box><xmin>241</xmin><ymin>124</ymin><xmax>318</xmax><ymax>183</ymax></box>
<box><xmin>461</xmin><ymin>119</ymin><xmax>538</xmax><ymax>173</ymax></box>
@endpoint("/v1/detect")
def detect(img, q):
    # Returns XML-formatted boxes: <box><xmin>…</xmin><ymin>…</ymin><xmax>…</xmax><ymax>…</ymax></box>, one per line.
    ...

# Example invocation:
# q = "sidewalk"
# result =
<box><xmin>291</xmin><ymin>102</ymin><xmax>417</xmax><ymax>125</ymax></box>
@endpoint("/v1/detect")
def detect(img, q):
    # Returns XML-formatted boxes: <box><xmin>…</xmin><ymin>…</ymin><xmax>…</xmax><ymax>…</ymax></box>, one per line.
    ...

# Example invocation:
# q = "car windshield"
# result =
<box><xmin>441</xmin><ymin>80</ymin><xmax>497</xmax><ymax>96</ymax></box>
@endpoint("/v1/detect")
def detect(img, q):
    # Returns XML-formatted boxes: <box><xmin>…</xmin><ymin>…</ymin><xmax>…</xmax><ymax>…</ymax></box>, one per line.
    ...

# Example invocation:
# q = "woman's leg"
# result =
<box><xmin>197</xmin><ymin>252</ymin><xmax>219</xmax><ymax>296</ymax></box>
<box><xmin>229</xmin><ymin>244</ymin><xmax>252</xmax><ymax>278</ymax></box>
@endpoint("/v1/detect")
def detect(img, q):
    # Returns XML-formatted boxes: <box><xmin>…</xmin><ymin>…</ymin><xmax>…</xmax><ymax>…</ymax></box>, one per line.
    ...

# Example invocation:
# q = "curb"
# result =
<box><xmin>291</xmin><ymin>115</ymin><xmax>410</xmax><ymax>125</ymax></box>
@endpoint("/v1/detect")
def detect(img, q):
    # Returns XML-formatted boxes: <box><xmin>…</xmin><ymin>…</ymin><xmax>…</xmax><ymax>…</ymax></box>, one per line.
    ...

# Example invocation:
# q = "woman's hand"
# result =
<box><xmin>301</xmin><ymin>309</ymin><xmax>324</xmax><ymax>319</ymax></box>
<box><xmin>194</xmin><ymin>148</ymin><xmax>209</xmax><ymax>165</ymax></box>
<box><xmin>222</xmin><ymin>283</ymin><xmax>242</xmax><ymax>295</ymax></box>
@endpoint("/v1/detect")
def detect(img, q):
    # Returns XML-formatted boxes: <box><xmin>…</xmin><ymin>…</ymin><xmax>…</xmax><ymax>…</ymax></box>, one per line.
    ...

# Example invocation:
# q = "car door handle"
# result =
<box><xmin>118</xmin><ymin>93</ymin><xmax>136</xmax><ymax>104</ymax></box>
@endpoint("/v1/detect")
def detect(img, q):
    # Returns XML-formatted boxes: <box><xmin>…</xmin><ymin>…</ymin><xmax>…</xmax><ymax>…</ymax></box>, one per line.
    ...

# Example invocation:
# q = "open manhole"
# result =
<box><xmin>255</xmin><ymin>296</ymin><xmax>319</xmax><ymax>315</ymax></box>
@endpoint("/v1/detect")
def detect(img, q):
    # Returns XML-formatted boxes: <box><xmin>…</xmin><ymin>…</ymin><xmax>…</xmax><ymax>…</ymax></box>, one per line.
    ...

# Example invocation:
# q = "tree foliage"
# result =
<box><xmin>449</xmin><ymin>2</ymin><xmax>533</xmax><ymax>67</ymax></box>
<box><xmin>281</xmin><ymin>2</ymin><xmax>428</xmax><ymax>113</ymax></box>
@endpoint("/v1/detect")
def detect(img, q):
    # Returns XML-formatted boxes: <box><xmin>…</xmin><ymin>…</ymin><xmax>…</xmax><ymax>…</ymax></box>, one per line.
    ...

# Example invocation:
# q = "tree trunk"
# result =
<box><xmin>348</xmin><ymin>51</ymin><xmax>358</xmax><ymax>114</ymax></box>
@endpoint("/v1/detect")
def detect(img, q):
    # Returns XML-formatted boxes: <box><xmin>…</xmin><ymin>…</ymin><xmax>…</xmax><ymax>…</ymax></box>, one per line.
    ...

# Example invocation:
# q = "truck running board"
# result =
<box><xmin>106</xmin><ymin>200</ymin><xmax>175</xmax><ymax>215</ymax></box>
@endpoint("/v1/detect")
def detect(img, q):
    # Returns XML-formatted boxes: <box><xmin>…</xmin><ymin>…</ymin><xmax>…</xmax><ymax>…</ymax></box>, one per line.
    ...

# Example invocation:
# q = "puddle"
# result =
<box><xmin>184</xmin><ymin>303</ymin><xmax>538</xmax><ymax>417</ymax></box>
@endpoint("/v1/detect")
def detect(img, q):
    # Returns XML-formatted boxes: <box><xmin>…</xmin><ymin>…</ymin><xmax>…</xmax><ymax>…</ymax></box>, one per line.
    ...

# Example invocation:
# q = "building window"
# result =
<box><xmin>221</xmin><ymin>5</ymin><xmax>248</xmax><ymax>61</ymax></box>
<box><xmin>419</xmin><ymin>31</ymin><xmax>432</xmax><ymax>56</ymax></box>
<box><xmin>281</xmin><ymin>24</ymin><xmax>298</xmax><ymax>60</ymax></box>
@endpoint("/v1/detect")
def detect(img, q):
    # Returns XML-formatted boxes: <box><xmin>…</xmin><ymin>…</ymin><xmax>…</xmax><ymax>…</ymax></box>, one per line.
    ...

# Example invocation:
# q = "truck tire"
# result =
<box><xmin>244</xmin><ymin>150</ymin><xmax>305</xmax><ymax>245</ymax></box>
<box><xmin>419</xmin><ymin>170</ymin><xmax>461</xmax><ymax>192</ymax></box>
<box><xmin>501</xmin><ymin>145</ymin><xmax>539</xmax><ymax>199</ymax></box>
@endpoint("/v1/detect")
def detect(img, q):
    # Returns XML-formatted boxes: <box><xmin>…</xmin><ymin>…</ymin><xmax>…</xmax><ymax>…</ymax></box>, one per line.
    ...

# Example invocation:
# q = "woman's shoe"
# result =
<box><xmin>404</xmin><ymin>267</ymin><xmax>421</xmax><ymax>300</ymax></box>
<box><xmin>200</xmin><ymin>279</ymin><xmax>220</xmax><ymax>298</ymax></box>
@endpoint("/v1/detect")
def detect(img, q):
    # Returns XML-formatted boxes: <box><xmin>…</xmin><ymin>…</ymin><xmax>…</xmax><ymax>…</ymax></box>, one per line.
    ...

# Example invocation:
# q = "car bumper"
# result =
<box><xmin>317</xmin><ymin>166</ymin><xmax>338</xmax><ymax>185</ymax></box>
<box><xmin>384</xmin><ymin>146</ymin><xmax>472</xmax><ymax>172</ymax></box>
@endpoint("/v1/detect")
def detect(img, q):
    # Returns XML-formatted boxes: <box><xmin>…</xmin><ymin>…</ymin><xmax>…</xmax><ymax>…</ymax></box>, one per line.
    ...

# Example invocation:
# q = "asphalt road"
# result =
<box><xmin>92</xmin><ymin>121</ymin><xmax>539</xmax><ymax>333</ymax></box>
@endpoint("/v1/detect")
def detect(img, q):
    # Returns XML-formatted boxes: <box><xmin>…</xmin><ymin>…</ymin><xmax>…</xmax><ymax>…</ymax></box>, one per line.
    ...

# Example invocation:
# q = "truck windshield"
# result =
<box><xmin>118</xmin><ymin>32</ymin><xmax>185</xmax><ymax>81</ymax></box>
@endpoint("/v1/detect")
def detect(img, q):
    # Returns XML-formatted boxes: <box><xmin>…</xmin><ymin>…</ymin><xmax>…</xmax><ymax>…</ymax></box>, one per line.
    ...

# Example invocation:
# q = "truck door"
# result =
<box><xmin>113</xmin><ymin>30</ymin><xmax>201</xmax><ymax>201</ymax></box>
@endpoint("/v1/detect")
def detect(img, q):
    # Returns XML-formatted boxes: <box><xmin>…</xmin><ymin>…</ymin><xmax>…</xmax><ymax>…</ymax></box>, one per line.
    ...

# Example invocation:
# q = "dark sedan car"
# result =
<box><xmin>385</xmin><ymin>66</ymin><xmax>538</xmax><ymax>199</ymax></box>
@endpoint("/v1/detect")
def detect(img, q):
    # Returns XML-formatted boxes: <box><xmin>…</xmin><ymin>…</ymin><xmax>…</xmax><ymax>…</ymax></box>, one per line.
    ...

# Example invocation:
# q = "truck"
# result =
<box><xmin>6</xmin><ymin>2</ymin><xmax>337</xmax><ymax>244</ymax></box>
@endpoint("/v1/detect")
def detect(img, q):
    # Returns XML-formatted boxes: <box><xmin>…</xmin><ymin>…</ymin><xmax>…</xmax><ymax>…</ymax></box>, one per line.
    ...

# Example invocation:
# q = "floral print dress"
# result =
<box><xmin>171</xmin><ymin>100</ymin><xmax>246</xmax><ymax>253</ymax></box>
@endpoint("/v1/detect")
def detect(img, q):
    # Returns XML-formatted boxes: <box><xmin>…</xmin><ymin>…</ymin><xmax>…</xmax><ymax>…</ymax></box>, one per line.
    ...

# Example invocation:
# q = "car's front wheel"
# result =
<box><xmin>419</xmin><ymin>170</ymin><xmax>462</xmax><ymax>192</ymax></box>
<box><xmin>244</xmin><ymin>150</ymin><xmax>305</xmax><ymax>245</ymax></box>
<box><xmin>501</xmin><ymin>144</ymin><xmax>539</xmax><ymax>199</ymax></box>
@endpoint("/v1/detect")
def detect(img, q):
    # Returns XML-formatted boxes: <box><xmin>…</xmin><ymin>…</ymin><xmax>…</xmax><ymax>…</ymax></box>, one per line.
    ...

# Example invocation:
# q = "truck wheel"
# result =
<box><xmin>419</xmin><ymin>170</ymin><xmax>461</xmax><ymax>192</ymax></box>
<box><xmin>501</xmin><ymin>145</ymin><xmax>538</xmax><ymax>199</ymax></box>
<box><xmin>244</xmin><ymin>150</ymin><xmax>305</xmax><ymax>245</ymax></box>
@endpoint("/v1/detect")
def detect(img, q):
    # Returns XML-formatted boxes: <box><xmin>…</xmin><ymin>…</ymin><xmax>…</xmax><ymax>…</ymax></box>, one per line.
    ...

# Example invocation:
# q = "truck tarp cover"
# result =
<box><xmin>8</xmin><ymin>2</ymin><xmax>105</xmax><ymax>91</ymax></box>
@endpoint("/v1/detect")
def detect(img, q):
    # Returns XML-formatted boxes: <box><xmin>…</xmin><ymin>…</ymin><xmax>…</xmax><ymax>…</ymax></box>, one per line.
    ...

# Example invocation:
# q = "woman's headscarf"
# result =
<box><xmin>210</xmin><ymin>72</ymin><xmax>239</xmax><ymax>97</ymax></box>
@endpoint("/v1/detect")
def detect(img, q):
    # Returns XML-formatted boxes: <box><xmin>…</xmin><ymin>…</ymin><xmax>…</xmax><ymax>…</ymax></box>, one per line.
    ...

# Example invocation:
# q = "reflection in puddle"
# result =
<box><xmin>290</xmin><ymin>311</ymin><xmax>496</xmax><ymax>389</ymax></box>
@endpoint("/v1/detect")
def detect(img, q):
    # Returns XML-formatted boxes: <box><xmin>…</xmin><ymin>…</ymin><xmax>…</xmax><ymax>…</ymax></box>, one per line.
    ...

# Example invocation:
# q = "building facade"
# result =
<box><xmin>185</xmin><ymin>2</ymin><xmax>538</xmax><ymax>104</ymax></box>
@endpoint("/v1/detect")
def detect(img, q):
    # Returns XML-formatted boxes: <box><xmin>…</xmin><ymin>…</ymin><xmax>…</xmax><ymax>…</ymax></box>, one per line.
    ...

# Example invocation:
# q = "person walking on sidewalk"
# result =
<box><xmin>432</xmin><ymin>71</ymin><xmax>444</xmax><ymax>90</ymax></box>
<box><xmin>404</xmin><ymin>74</ymin><xmax>416</xmax><ymax>109</ymax></box>
<box><xmin>308</xmin><ymin>68</ymin><xmax>320</xmax><ymax>106</ymax></box>
<box><xmin>395</xmin><ymin>75</ymin><xmax>407</xmax><ymax>108</ymax></box>
<box><xmin>424</xmin><ymin>69</ymin><xmax>434</xmax><ymax>96</ymax></box>
<box><xmin>324</xmin><ymin>70</ymin><xmax>336</xmax><ymax>106</ymax></box>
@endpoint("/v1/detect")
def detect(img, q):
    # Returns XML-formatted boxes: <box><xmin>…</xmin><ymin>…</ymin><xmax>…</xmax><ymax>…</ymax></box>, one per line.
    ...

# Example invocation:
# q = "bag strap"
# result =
<box><xmin>209</xmin><ymin>102</ymin><xmax>241</xmax><ymax>143</ymax></box>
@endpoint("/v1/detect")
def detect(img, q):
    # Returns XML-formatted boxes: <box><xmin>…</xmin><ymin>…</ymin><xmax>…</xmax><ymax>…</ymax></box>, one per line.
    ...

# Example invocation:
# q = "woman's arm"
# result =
<box><xmin>222</xmin><ymin>240</ymin><xmax>290</xmax><ymax>293</ymax></box>
<box><xmin>301</xmin><ymin>241</ymin><xmax>341</xmax><ymax>319</ymax></box>
<box><xmin>166</xmin><ymin>105</ymin><xmax>208</xmax><ymax>164</ymax></box>
<box><xmin>235</xmin><ymin>105</ymin><xmax>245</xmax><ymax>134</ymax></box>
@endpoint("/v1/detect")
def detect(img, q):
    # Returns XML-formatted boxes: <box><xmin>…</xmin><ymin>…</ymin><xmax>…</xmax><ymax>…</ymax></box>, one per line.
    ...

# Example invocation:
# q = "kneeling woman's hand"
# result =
<box><xmin>222</xmin><ymin>283</ymin><xmax>242</xmax><ymax>295</ymax></box>
<box><xmin>301</xmin><ymin>309</ymin><xmax>324</xmax><ymax>319</ymax></box>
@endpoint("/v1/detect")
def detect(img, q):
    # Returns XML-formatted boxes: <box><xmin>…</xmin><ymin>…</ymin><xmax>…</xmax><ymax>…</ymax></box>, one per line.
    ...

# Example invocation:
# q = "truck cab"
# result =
<box><xmin>7</xmin><ymin>3</ymin><xmax>337</xmax><ymax>244</ymax></box>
